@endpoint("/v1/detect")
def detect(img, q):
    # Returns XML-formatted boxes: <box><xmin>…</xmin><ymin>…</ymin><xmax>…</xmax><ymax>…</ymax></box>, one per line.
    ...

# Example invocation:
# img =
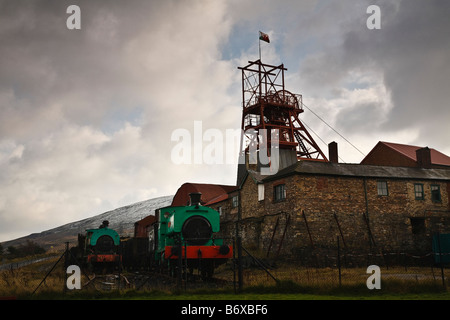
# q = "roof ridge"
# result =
<box><xmin>381</xmin><ymin>141</ymin><xmax>421</xmax><ymax>160</ymax></box>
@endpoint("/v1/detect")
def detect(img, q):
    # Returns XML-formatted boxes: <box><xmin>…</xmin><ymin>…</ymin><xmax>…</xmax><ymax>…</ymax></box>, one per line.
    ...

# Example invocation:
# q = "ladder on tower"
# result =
<box><xmin>293</xmin><ymin>131</ymin><xmax>311</xmax><ymax>158</ymax></box>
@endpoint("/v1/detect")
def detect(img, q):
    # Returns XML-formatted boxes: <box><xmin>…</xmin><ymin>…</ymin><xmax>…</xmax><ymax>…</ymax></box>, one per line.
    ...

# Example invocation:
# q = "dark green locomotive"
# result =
<box><xmin>151</xmin><ymin>193</ymin><xmax>233</xmax><ymax>279</ymax></box>
<box><xmin>70</xmin><ymin>220</ymin><xmax>121</xmax><ymax>271</ymax></box>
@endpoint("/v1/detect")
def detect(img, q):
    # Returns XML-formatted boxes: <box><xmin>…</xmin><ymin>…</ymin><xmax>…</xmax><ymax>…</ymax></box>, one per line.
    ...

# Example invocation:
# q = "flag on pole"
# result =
<box><xmin>259</xmin><ymin>31</ymin><xmax>270</xmax><ymax>43</ymax></box>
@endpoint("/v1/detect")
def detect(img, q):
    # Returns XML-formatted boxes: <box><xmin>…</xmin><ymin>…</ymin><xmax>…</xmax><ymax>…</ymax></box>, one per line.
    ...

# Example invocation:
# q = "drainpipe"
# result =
<box><xmin>362</xmin><ymin>177</ymin><xmax>374</xmax><ymax>251</ymax></box>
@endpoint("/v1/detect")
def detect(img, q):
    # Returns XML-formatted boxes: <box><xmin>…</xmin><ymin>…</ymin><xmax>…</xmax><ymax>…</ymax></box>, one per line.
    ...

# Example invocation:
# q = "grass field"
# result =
<box><xmin>28</xmin><ymin>285</ymin><xmax>450</xmax><ymax>300</ymax></box>
<box><xmin>1</xmin><ymin>255</ymin><xmax>449</xmax><ymax>300</ymax></box>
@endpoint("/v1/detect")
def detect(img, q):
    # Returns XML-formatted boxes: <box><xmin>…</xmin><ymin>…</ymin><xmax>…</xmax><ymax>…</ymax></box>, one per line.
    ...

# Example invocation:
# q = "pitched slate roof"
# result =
<box><xmin>262</xmin><ymin>159</ymin><xmax>450</xmax><ymax>182</ymax></box>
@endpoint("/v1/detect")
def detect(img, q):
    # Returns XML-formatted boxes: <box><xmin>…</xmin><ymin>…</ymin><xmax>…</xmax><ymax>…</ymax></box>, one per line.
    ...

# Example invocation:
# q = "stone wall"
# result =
<box><xmin>217</xmin><ymin>172</ymin><xmax>450</xmax><ymax>262</ymax></box>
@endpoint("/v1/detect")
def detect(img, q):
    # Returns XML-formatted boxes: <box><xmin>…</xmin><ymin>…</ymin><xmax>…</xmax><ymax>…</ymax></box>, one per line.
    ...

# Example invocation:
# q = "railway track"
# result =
<box><xmin>80</xmin><ymin>269</ymin><xmax>232</xmax><ymax>292</ymax></box>
<box><xmin>132</xmin><ymin>270</ymin><xmax>232</xmax><ymax>291</ymax></box>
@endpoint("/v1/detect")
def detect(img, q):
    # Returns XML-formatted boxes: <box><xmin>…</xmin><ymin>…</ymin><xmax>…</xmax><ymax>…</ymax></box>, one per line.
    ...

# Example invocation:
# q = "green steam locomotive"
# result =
<box><xmin>151</xmin><ymin>192</ymin><xmax>233</xmax><ymax>279</ymax></box>
<box><xmin>70</xmin><ymin>220</ymin><xmax>121</xmax><ymax>272</ymax></box>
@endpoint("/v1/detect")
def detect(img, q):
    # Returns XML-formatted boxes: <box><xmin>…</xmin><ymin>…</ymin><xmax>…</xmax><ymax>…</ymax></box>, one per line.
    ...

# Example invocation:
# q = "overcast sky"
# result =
<box><xmin>1</xmin><ymin>0</ymin><xmax>449</xmax><ymax>242</ymax></box>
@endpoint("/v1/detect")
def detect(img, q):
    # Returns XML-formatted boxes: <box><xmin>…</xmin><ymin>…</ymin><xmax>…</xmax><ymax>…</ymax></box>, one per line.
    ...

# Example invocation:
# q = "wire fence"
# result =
<box><xmin>235</xmin><ymin>256</ymin><xmax>449</xmax><ymax>289</ymax></box>
<box><xmin>2</xmin><ymin>239</ymin><xmax>448</xmax><ymax>297</ymax></box>
<box><xmin>230</xmin><ymin>239</ymin><xmax>450</xmax><ymax>292</ymax></box>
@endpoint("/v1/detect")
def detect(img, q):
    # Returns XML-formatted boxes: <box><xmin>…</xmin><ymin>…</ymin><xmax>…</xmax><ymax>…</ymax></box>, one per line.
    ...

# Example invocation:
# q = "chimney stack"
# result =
<box><xmin>189</xmin><ymin>192</ymin><xmax>202</xmax><ymax>206</ymax></box>
<box><xmin>328</xmin><ymin>141</ymin><xmax>338</xmax><ymax>163</ymax></box>
<box><xmin>416</xmin><ymin>147</ymin><xmax>432</xmax><ymax>168</ymax></box>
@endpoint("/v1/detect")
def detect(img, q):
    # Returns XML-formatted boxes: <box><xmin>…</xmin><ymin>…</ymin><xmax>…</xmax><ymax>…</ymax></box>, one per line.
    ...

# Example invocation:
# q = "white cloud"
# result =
<box><xmin>0</xmin><ymin>0</ymin><xmax>240</xmax><ymax>241</ymax></box>
<box><xmin>0</xmin><ymin>122</ymin><xmax>163</xmax><ymax>240</ymax></box>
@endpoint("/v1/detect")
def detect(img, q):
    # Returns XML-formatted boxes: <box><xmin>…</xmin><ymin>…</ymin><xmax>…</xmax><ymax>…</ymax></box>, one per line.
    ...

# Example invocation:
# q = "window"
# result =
<box><xmin>274</xmin><ymin>184</ymin><xmax>286</xmax><ymax>202</ymax></box>
<box><xmin>410</xmin><ymin>218</ymin><xmax>425</xmax><ymax>235</ymax></box>
<box><xmin>431</xmin><ymin>185</ymin><xmax>441</xmax><ymax>203</ymax></box>
<box><xmin>217</xmin><ymin>206</ymin><xmax>222</xmax><ymax>216</ymax></box>
<box><xmin>258</xmin><ymin>184</ymin><xmax>265</xmax><ymax>201</ymax></box>
<box><xmin>377</xmin><ymin>181</ymin><xmax>388</xmax><ymax>196</ymax></box>
<box><xmin>232</xmin><ymin>195</ymin><xmax>239</xmax><ymax>208</ymax></box>
<box><xmin>414</xmin><ymin>184</ymin><xmax>424</xmax><ymax>200</ymax></box>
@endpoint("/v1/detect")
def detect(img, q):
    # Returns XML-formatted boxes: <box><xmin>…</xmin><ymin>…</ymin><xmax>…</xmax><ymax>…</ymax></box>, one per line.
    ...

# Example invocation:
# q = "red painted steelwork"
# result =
<box><xmin>164</xmin><ymin>245</ymin><xmax>233</xmax><ymax>259</ymax></box>
<box><xmin>87</xmin><ymin>254</ymin><xmax>121</xmax><ymax>263</ymax></box>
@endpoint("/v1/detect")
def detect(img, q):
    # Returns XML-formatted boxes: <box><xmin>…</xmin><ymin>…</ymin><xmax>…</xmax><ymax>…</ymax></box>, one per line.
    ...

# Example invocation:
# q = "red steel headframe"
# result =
<box><xmin>238</xmin><ymin>59</ymin><xmax>328</xmax><ymax>161</ymax></box>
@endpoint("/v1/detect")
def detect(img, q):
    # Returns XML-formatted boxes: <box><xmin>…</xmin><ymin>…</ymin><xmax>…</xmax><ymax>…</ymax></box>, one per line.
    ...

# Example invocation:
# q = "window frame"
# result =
<box><xmin>232</xmin><ymin>195</ymin><xmax>239</xmax><ymax>208</ymax></box>
<box><xmin>273</xmin><ymin>184</ymin><xmax>286</xmax><ymax>202</ymax></box>
<box><xmin>376</xmin><ymin>180</ymin><xmax>388</xmax><ymax>196</ymax></box>
<box><xmin>414</xmin><ymin>183</ymin><xmax>424</xmax><ymax>200</ymax></box>
<box><xmin>431</xmin><ymin>184</ymin><xmax>442</xmax><ymax>203</ymax></box>
<box><xmin>258</xmin><ymin>184</ymin><xmax>265</xmax><ymax>201</ymax></box>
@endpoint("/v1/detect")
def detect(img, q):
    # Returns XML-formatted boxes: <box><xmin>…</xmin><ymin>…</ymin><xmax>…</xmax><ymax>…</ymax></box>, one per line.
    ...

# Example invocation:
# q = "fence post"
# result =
<box><xmin>63</xmin><ymin>242</ymin><xmax>69</xmax><ymax>294</ymax></box>
<box><xmin>337</xmin><ymin>236</ymin><xmax>341</xmax><ymax>287</ymax></box>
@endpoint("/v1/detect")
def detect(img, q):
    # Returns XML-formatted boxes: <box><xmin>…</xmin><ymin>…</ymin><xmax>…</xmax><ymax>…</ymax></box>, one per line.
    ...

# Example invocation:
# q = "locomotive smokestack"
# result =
<box><xmin>189</xmin><ymin>192</ymin><xmax>202</xmax><ymax>206</ymax></box>
<box><xmin>99</xmin><ymin>220</ymin><xmax>109</xmax><ymax>228</ymax></box>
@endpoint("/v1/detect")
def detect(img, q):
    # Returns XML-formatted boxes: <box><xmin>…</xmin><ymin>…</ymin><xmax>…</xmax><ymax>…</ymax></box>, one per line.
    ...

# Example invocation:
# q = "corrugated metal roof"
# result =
<box><xmin>263</xmin><ymin>159</ymin><xmax>450</xmax><ymax>182</ymax></box>
<box><xmin>380</xmin><ymin>141</ymin><xmax>450</xmax><ymax>166</ymax></box>
<box><xmin>171</xmin><ymin>182</ymin><xmax>237</xmax><ymax>206</ymax></box>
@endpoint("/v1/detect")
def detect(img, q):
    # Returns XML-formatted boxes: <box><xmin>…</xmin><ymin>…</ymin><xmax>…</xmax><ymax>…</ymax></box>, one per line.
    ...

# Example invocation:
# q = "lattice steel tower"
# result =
<box><xmin>238</xmin><ymin>59</ymin><xmax>328</xmax><ymax>162</ymax></box>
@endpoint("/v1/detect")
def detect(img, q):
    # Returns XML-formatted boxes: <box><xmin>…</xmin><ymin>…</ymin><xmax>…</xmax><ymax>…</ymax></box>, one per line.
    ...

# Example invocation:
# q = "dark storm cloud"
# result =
<box><xmin>300</xmin><ymin>0</ymin><xmax>450</xmax><ymax>146</ymax></box>
<box><xmin>0</xmin><ymin>0</ymin><xmax>160</xmax><ymax>138</ymax></box>
<box><xmin>344</xmin><ymin>1</ymin><xmax>450</xmax><ymax>129</ymax></box>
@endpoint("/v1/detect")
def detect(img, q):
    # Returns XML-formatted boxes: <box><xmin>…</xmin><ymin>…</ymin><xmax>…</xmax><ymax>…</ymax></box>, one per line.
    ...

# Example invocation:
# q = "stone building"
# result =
<box><xmin>205</xmin><ymin>142</ymin><xmax>450</xmax><ymax>261</ymax></box>
<box><xmin>163</xmin><ymin>141</ymin><xmax>450</xmax><ymax>264</ymax></box>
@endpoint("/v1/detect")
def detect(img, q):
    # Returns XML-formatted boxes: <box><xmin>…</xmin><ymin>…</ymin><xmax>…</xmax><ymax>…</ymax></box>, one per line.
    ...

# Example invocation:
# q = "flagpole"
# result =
<box><xmin>259</xmin><ymin>31</ymin><xmax>270</xmax><ymax>61</ymax></box>
<box><xmin>259</xmin><ymin>38</ymin><xmax>261</xmax><ymax>61</ymax></box>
